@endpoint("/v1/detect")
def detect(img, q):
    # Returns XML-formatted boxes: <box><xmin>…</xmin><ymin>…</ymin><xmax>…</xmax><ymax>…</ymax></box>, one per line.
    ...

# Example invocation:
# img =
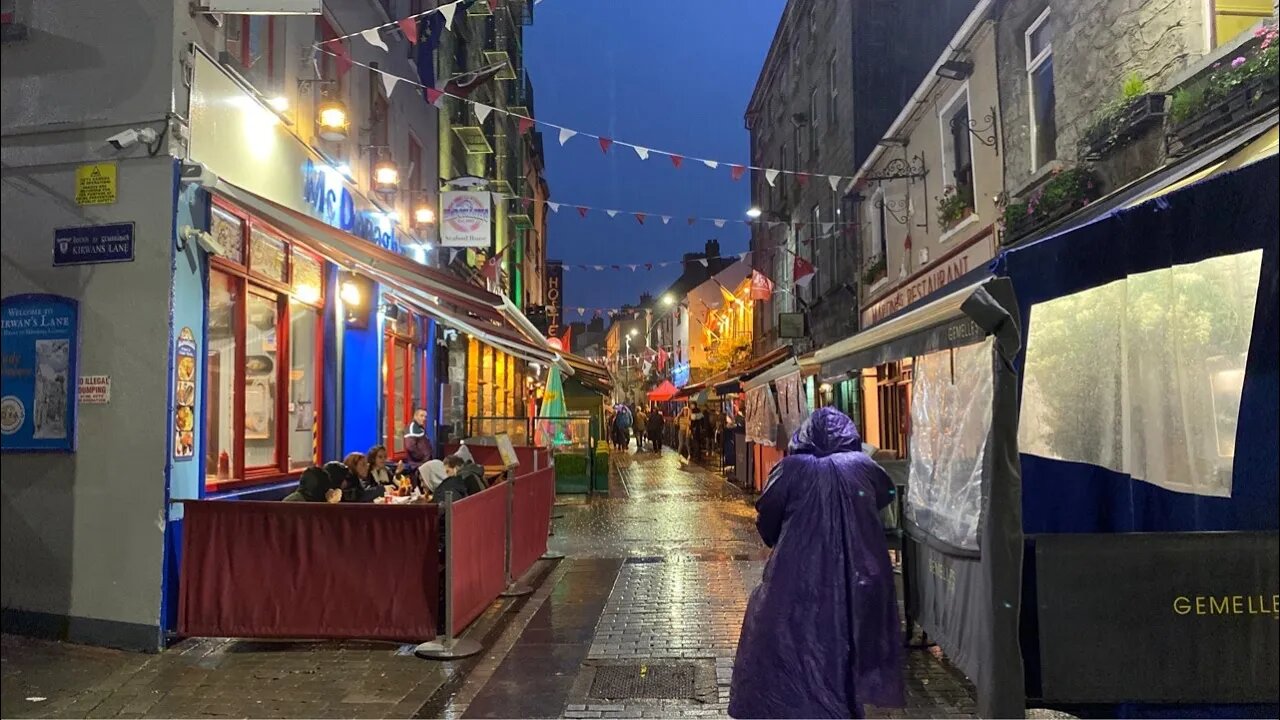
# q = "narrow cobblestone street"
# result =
<box><xmin>2</xmin><ymin>447</ymin><xmax>977</xmax><ymax>719</ymax></box>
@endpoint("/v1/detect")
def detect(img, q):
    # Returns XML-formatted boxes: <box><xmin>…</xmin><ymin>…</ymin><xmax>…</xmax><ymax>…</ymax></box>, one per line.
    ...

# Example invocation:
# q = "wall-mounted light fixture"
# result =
<box><xmin>372</xmin><ymin>159</ymin><xmax>400</xmax><ymax>195</ymax></box>
<box><xmin>316</xmin><ymin>98</ymin><xmax>349</xmax><ymax>141</ymax></box>
<box><xmin>340</xmin><ymin>274</ymin><xmax>362</xmax><ymax>307</ymax></box>
<box><xmin>936</xmin><ymin>59</ymin><xmax>974</xmax><ymax>81</ymax></box>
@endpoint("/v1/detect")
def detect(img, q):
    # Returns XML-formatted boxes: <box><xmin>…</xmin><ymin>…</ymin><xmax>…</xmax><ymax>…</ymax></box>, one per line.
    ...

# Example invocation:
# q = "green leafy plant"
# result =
<box><xmin>1121</xmin><ymin>72</ymin><xmax>1149</xmax><ymax>100</ymax></box>
<box><xmin>936</xmin><ymin>184</ymin><xmax>975</xmax><ymax>229</ymax></box>
<box><xmin>1079</xmin><ymin>73</ymin><xmax>1154</xmax><ymax>154</ymax></box>
<box><xmin>861</xmin><ymin>255</ymin><xmax>887</xmax><ymax>286</ymax></box>
<box><xmin>1001</xmin><ymin>166</ymin><xmax>1100</xmax><ymax>240</ymax></box>
<box><xmin>1169</xmin><ymin>27</ymin><xmax>1279</xmax><ymax>125</ymax></box>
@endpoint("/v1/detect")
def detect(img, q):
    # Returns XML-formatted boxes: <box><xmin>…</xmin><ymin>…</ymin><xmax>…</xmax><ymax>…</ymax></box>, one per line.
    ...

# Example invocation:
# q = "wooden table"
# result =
<box><xmin>483</xmin><ymin>465</ymin><xmax>508</xmax><ymax>485</ymax></box>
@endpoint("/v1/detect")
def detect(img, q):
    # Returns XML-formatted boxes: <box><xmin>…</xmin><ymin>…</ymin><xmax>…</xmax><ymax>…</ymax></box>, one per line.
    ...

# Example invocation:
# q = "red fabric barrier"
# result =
<box><xmin>446</xmin><ymin>483</ymin><xmax>508</xmax><ymax>633</ymax></box>
<box><xmin>443</xmin><ymin>443</ymin><xmax>548</xmax><ymax>472</ymax></box>
<box><xmin>753</xmin><ymin>444</ymin><xmax>784</xmax><ymax>492</ymax></box>
<box><xmin>510</xmin><ymin>467</ymin><xmax>555</xmax><ymax>580</ymax></box>
<box><xmin>178</xmin><ymin>501</ymin><xmax>439</xmax><ymax>641</ymax></box>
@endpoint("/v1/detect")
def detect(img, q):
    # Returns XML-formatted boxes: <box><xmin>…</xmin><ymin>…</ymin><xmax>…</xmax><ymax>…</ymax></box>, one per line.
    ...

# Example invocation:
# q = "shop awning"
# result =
<box><xmin>734</xmin><ymin>346</ymin><xmax>794</xmax><ymax>383</ymax></box>
<box><xmin>647</xmin><ymin>380</ymin><xmax>678</xmax><ymax>402</ymax></box>
<box><xmin>211</xmin><ymin>181</ymin><xmax>569</xmax><ymax>372</ymax></box>
<box><xmin>814</xmin><ymin>277</ymin><xmax>1020</xmax><ymax>380</ymax></box>
<box><xmin>562</xmin><ymin>352</ymin><xmax>613</xmax><ymax>395</ymax></box>
<box><xmin>674</xmin><ymin>380</ymin><xmax>707</xmax><ymax>400</ymax></box>
<box><xmin>744</xmin><ymin>358</ymin><xmax>802</xmax><ymax>392</ymax></box>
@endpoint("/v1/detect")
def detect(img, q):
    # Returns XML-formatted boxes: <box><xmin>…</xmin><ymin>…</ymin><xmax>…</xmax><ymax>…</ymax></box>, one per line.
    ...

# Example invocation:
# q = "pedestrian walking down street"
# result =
<box><xmin>675</xmin><ymin>405</ymin><xmax>693</xmax><ymax>459</ymax></box>
<box><xmin>729</xmin><ymin>407</ymin><xmax>905</xmax><ymax>719</ymax></box>
<box><xmin>647</xmin><ymin>406</ymin><xmax>666</xmax><ymax>452</ymax></box>
<box><xmin>635</xmin><ymin>406</ymin><xmax>649</xmax><ymax>451</ymax></box>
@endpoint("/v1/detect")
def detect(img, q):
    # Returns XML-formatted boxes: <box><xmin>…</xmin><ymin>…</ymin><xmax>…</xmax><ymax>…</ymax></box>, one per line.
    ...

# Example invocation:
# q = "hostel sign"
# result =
<box><xmin>546</xmin><ymin>262</ymin><xmax>564</xmax><ymax>341</ymax></box>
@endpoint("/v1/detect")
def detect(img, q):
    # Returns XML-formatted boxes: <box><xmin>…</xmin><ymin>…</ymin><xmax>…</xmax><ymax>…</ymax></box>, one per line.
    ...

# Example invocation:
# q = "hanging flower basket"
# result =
<box><xmin>1078</xmin><ymin>93</ymin><xmax>1168</xmax><ymax>160</ymax></box>
<box><xmin>861</xmin><ymin>256</ymin><xmax>887</xmax><ymax>287</ymax></box>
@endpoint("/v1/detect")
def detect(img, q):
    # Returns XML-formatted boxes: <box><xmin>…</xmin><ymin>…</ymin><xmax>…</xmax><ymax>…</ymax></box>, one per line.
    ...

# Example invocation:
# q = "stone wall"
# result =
<box><xmin>996</xmin><ymin>0</ymin><xmax>1204</xmax><ymax>195</ymax></box>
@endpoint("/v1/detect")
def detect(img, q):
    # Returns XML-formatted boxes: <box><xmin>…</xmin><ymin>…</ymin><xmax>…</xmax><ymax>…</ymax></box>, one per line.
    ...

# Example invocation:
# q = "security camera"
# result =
<box><xmin>179</xmin><ymin>224</ymin><xmax>225</xmax><ymax>257</ymax></box>
<box><xmin>106</xmin><ymin>128</ymin><xmax>159</xmax><ymax>150</ymax></box>
<box><xmin>179</xmin><ymin>161</ymin><xmax>218</xmax><ymax>189</ymax></box>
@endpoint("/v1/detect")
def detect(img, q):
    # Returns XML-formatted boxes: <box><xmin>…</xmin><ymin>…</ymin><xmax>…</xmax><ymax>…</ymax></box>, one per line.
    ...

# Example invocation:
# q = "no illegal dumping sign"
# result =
<box><xmin>75</xmin><ymin>163</ymin><xmax>117</xmax><ymax>206</ymax></box>
<box><xmin>78</xmin><ymin>375</ymin><xmax>111</xmax><ymax>404</ymax></box>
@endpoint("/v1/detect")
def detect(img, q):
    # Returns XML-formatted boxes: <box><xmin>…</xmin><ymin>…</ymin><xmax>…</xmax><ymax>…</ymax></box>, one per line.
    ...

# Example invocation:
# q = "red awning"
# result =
<box><xmin>647</xmin><ymin>380</ymin><xmax>678</xmax><ymax>402</ymax></box>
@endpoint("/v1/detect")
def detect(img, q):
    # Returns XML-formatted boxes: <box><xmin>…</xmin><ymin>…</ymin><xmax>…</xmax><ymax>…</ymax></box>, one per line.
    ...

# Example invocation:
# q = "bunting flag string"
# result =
<box><xmin>312</xmin><ymin>44</ymin><xmax>859</xmax><ymax>191</ymax></box>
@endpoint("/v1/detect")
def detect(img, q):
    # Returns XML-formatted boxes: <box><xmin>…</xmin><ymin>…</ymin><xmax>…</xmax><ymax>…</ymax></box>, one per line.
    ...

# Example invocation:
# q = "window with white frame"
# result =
<box><xmin>809</xmin><ymin>88</ymin><xmax>820</xmax><ymax>156</ymax></box>
<box><xmin>939</xmin><ymin>83</ymin><xmax>976</xmax><ymax>223</ymax></box>
<box><xmin>828</xmin><ymin>52</ymin><xmax>839</xmax><ymax>125</ymax></box>
<box><xmin>1026</xmin><ymin>8</ymin><xmax>1057</xmax><ymax>171</ymax></box>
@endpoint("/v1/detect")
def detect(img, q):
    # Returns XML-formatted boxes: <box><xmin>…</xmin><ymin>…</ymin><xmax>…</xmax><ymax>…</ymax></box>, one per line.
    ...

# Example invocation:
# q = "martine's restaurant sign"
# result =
<box><xmin>860</xmin><ymin>234</ymin><xmax>994</xmax><ymax>328</ymax></box>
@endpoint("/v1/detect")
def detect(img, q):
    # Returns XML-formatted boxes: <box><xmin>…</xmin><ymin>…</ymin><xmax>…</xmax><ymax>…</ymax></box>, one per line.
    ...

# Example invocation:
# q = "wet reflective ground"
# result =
<box><xmin>1</xmin><ymin>446</ymin><xmax>979</xmax><ymax>719</ymax></box>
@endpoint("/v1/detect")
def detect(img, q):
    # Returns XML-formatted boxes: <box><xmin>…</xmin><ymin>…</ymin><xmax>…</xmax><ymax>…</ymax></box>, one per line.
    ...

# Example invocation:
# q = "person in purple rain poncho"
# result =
<box><xmin>729</xmin><ymin>407</ymin><xmax>905</xmax><ymax>719</ymax></box>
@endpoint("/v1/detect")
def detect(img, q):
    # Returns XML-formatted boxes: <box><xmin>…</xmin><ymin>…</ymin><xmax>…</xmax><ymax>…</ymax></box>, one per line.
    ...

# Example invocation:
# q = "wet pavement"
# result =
<box><xmin>1</xmin><ymin>446</ymin><xmax>979</xmax><ymax>719</ymax></box>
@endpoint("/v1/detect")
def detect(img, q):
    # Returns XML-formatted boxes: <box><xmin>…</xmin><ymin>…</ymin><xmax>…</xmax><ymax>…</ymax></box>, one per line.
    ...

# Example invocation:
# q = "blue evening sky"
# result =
<box><xmin>524</xmin><ymin>0</ymin><xmax>787</xmax><ymax>314</ymax></box>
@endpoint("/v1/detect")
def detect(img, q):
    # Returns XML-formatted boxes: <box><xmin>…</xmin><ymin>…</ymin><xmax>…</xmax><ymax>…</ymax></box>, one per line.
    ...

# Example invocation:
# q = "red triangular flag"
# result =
<box><xmin>332</xmin><ymin>43</ymin><xmax>353</xmax><ymax>79</ymax></box>
<box><xmin>611</xmin><ymin>264</ymin><xmax>621</xmax><ymax>270</ymax></box>
<box><xmin>398</xmin><ymin>17</ymin><xmax>418</xmax><ymax>44</ymax></box>
<box><xmin>730</xmin><ymin>165</ymin><xmax>746</xmax><ymax>181</ymax></box>
<box><xmin>687</xmin><ymin>217</ymin><xmax>696</xmax><ymax>226</ymax></box>
<box><xmin>599</xmin><ymin>137</ymin><xmax>613</xmax><ymax>154</ymax></box>
<box><xmin>796</xmin><ymin>173</ymin><xmax>810</xmax><ymax>187</ymax></box>
<box><xmin>488</xmin><ymin>0</ymin><xmax>498</xmax><ymax>10</ymax></box>
<box><xmin>645</xmin><ymin>263</ymin><xmax>653</xmax><ymax>271</ymax></box>
<box><xmin>425</xmin><ymin>87</ymin><xmax>444</xmax><ymax>106</ymax></box>
<box><xmin>670</xmin><ymin>155</ymin><xmax>684</xmax><ymax>169</ymax></box>
<box><xmin>794</xmin><ymin>256</ymin><xmax>816</xmax><ymax>287</ymax></box>
<box><xmin>577</xmin><ymin>206</ymin><xmax>588</xmax><ymax>218</ymax></box>
<box><xmin>634</xmin><ymin>213</ymin><xmax>646</xmax><ymax>225</ymax></box>
<box><xmin>518</xmin><ymin>116</ymin><xmax>534</xmax><ymax>134</ymax></box>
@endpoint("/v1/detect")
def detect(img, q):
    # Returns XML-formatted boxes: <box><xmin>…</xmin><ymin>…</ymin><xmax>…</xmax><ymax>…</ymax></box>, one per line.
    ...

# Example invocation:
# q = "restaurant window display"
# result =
<box><xmin>860</xmin><ymin>360</ymin><xmax>913</xmax><ymax>458</ymax></box>
<box><xmin>205</xmin><ymin>200</ymin><xmax>324</xmax><ymax>491</ymax></box>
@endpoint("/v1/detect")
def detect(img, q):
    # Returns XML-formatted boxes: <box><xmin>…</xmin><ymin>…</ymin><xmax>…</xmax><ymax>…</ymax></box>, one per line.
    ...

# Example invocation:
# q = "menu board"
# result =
<box><xmin>495</xmin><ymin>431</ymin><xmax>520</xmax><ymax>469</ymax></box>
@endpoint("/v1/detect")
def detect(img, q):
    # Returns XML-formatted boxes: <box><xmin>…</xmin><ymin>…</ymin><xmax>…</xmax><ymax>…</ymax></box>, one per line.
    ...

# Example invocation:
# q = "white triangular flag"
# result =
<box><xmin>439</xmin><ymin>1</ymin><xmax>458</xmax><ymax>30</ymax></box>
<box><xmin>547</xmin><ymin>202</ymin><xmax>560</xmax><ymax>213</ymax></box>
<box><xmin>474</xmin><ymin>103</ymin><xmax>492</xmax><ymax>123</ymax></box>
<box><xmin>381</xmin><ymin>72</ymin><xmax>399</xmax><ymax>96</ymax></box>
<box><xmin>698</xmin><ymin>258</ymin><xmax>709</xmax><ymax>267</ymax></box>
<box><xmin>661</xmin><ymin>216</ymin><xmax>671</xmax><ymax>225</ymax></box>
<box><xmin>628</xmin><ymin>264</ymin><xmax>638</xmax><ymax>271</ymax></box>
<box><xmin>739</xmin><ymin>251</ymin><xmax>750</xmax><ymax>260</ymax></box>
<box><xmin>828</xmin><ymin>175</ymin><xmax>841</xmax><ymax>192</ymax></box>
<box><xmin>633</xmin><ymin>146</ymin><xmax>650</xmax><ymax>160</ymax></box>
<box><xmin>361</xmin><ymin>28</ymin><xmax>388</xmax><ymax>52</ymax></box>
<box><xmin>765</xmin><ymin>169</ymin><xmax>780</xmax><ymax>187</ymax></box>
<box><xmin>606</xmin><ymin>210</ymin><xmax>618</xmax><ymax>218</ymax></box>
<box><xmin>822</xmin><ymin>222</ymin><xmax>835</xmax><ymax>235</ymax></box>
<box><xmin>703</xmin><ymin>160</ymin><xmax>719</xmax><ymax>169</ymax></box>
<box><xmin>577</xmin><ymin>307</ymin><xmax>585</xmax><ymax>316</ymax></box>
<box><xmin>714</xmin><ymin>219</ymin><xmax>726</xmax><ymax>228</ymax></box>
<box><xmin>558</xmin><ymin>127</ymin><xmax>577</xmax><ymax>146</ymax></box>
<box><xmin>594</xmin><ymin>265</ymin><xmax>605</xmax><ymax>271</ymax></box>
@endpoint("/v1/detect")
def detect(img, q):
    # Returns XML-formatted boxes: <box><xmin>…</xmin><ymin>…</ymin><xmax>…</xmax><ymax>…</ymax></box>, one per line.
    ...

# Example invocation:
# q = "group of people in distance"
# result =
<box><xmin>610</xmin><ymin>401</ymin><xmax>737</xmax><ymax>463</ymax></box>
<box><xmin>282</xmin><ymin>408</ymin><xmax>485</xmax><ymax>504</ymax></box>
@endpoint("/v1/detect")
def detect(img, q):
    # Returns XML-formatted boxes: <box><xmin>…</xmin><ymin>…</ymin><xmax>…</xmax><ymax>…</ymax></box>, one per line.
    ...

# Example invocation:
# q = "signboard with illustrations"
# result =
<box><xmin>1</xmin><ymin>294</ymin><xmax>79</xmax><ymax>452</ymax></box>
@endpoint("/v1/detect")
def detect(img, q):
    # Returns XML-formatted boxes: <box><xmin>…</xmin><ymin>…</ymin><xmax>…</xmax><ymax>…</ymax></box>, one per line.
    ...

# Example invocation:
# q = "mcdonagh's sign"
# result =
<box><xmin>860</xmin><ymin>232</ymin><xmax>994</xmax><ymax>328</ymax></box>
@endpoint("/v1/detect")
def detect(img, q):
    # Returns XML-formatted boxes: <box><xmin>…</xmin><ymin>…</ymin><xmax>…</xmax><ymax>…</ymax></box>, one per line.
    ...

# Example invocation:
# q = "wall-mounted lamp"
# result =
<box><xmin>936</xmin><ymin>59</ymin><xmax>974</xmax><ymax>81</ymax></box>
<box><xmin>340</xmin><ymin>275</ymin><xmax>363</xmax><ymax>307</ymax></box>
<box><xmin>317</xmin><ymin>98</ymin><xmax>349</xmax><ymax>141</ymax></box>
<box><xmin>372</xmin><ymin>159</ymin><xmax>400</xmax><ymax>195</ymax></box>
<box><xmin>414</xmin><ymin>203</ymin><xmax>435</xmax><ymax>226</ymax></box>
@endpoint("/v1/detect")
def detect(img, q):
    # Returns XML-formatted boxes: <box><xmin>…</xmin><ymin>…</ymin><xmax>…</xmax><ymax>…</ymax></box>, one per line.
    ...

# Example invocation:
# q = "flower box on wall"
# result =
<box><xmin>1167</xmin><ymin>73</ymin><xmax>1279</xmax><ymax>156</ymax></box>
<box><xmin>1079</xmin><ymin>94</ymin><xmax>1169</xmax><ymax>160</ymax></box>
<box><xmin>1001</xmin><ymin>167</ymin><xmax>1101</xmax><ymax>245</ymax></box>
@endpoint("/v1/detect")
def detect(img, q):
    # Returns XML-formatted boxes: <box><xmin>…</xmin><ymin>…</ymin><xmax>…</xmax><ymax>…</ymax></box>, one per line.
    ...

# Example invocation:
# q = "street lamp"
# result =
<box><xmin>661</xmin><ymin>293</ymin><xmax>675</xmax><ymax>306</ymax></box>
<box><xmin>745</xmin><ymin>207</ymin><xmax>763</xmax><ymax>219</ymax></box>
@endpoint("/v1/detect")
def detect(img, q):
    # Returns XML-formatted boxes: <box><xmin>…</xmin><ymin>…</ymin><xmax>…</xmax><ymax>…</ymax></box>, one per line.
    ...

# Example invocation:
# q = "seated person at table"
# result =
<box><xmin>283</xmin><ymin>466</ymin><xmax>342</xmax><ymax>503</ymax></box>
<box><xmin>419</xmin><ymin>459</ymin><xmax>448</xmax><ymax>495</ymax></box>
<box><xmin>435</xmin><ymin>455</ymin><xmax>483</xmax><ymax>499</ymax></box>
<box><xmin>444</xmin><ymin>454</ymin><xmax>486</xmax><ymax>495</ymax></box>
<box><xmin>367</xmin><ymin>445</ymin><xmax>395</xmax><ymax>487</ymax></box>
<box><xmin>403</xmin><ymin>408</ymin><xmax>432</xmax><ymax>473</ymax></box>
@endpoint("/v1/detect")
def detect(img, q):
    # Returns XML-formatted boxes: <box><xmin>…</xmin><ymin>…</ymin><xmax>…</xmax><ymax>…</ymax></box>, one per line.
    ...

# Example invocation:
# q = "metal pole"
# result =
<box><xmin>499</xmin><ymin>475</ymin><xmax>533</xmax><ymax>597</ymax></box>
<box><xmin>415</xmin><ymin>492</ymin><xmax>482</xmax><ymax>659</ymax></box>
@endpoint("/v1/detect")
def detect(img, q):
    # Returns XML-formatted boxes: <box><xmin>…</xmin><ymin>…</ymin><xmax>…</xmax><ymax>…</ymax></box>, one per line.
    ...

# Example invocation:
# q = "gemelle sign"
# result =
<box><xmin>440</xmin><ymin>191</ymin><xmax>492</xmax><ymax>248</ymax></box>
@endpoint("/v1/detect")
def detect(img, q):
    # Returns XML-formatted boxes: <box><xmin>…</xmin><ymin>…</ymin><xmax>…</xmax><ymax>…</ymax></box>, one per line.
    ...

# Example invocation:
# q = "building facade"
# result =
<box><xmin>745</xmin><ymin>0</ymin><xmax>978</xmax><ymax>357</ymax></box>
<box><xmin>1</xmin><ymin>0</ymin><xmax>554</xmax><ymax>651</ymax></box>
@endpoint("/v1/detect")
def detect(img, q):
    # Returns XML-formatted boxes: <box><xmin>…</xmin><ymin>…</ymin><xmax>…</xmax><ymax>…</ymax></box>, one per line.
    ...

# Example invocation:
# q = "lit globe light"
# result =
<box><xmin>628</xmin><ymin>328</ymin><xmax>638</xmax><ymax>337</ymax></box>
<box><xmin>316</xmin><ymin>100</ymin><xmax>349</xmax><ymax>141</ymax></box>
<box><xmin>415</xmin><ymin>205</ymin><xmax>436</xmax><ymax>225</ymax></box>
<box><xmin>340</xmin><ymin>278</ymin><xmax>362</xmax><ymax>306</ymax></box>
<box><xmin>662</xmin><ymin>294</ymin><xmax>675</xmax><ymax>306</ymax></box>
<box><xmin>373</xmin><ymin>161</ymin><xmax>399</xmax><ymax>195</ymax></box>
<box><xmin>745</xmin><ymin>207</ymin><xmax>763</xmax><ymax>219</ymax></box>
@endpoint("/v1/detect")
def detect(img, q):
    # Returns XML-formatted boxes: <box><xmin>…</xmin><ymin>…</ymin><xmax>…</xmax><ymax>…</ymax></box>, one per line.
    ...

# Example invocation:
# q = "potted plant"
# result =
<box><xmin>1167</xmin><ymin>27</ymin><xmax>1279</xmax><ymax>155</ymax></box>
<box><xmin>1078</xmin><ymin>73</ymin><xmax>1168</xmax><ymax>160</ymax></box>
<box><xmin>936</xmin><ymin>184</ymin><xmax>975</xmax><ymax>231</ymax></box>
<box><xmin>861</xmin><ymin>255</ymin><xmax>888</xmax><ymax>287</ymax></box>
<box><xmin>1001</xmin><ymin>166</ymin><xmax>1101</xmax><ymax>243</ymax></box>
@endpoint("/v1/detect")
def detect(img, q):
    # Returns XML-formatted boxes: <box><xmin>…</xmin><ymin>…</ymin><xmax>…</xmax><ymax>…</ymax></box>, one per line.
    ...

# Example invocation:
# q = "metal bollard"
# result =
<box><xmin>415</xmin><ymin>492</ymin><xmax>483</xmax><ymax>660</ymax></box>
<box><xmin>499</xmin><ymin>474</ymin><xmax>533</xmax><ymax>597</ymax></box>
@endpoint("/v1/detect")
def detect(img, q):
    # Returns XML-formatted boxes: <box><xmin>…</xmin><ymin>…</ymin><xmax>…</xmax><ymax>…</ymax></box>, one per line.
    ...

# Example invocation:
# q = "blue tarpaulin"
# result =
<box><xmin>995</xmin><ymin>155</ymin><xmax>1278</xmax><ymax>535</ymax></box>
